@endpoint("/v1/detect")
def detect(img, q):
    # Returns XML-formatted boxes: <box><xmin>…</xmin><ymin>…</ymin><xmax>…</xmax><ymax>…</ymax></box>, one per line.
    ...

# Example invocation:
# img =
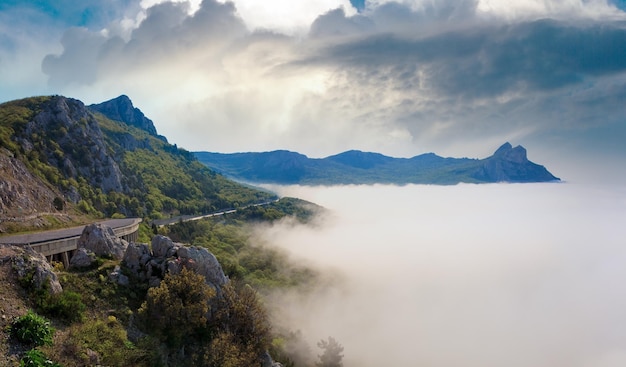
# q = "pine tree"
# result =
<box><xmin>316</xmin><ymin>336</ymin><xmax>344</xmax><ymax>367</ymax></box>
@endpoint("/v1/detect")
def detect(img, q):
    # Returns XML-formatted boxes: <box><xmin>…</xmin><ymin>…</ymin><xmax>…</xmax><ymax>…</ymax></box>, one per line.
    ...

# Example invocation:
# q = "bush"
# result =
<box><xmin>20</xmin><ymin>349</ymin><xmax>62</xmax><ymax>367</ymax></box>
<box><xmin>39</xmin><ymin>291</ymin><xmax>86</xmax><ymax>323</ymax></box>
<box><xmin>139</xmin><ymin>267</ymin><xmax>215</xmax><ymax>348</ymax></box>
<box><xmin>12</xmin><ymin>310</ymin><xmax>55</xmax><ymax>347</ymax></box>
<box><xmin>67</xmin><ymin>316</ymin><xmax>145</xmax><ymax>366</ymax></box>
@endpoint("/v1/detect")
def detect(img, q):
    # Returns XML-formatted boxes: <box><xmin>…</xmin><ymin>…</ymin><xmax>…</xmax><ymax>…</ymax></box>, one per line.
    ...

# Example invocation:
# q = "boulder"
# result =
<box><xmin>122</xmin><ymin>243</ymin><xmax>151</xmax><ymax>275</ymax></box>
<box><xmin>78</xmin><ymin>223</ymin><xmax>128</xmax><ymax>259</ymax></box>
<box><xmin>69</xmin><ymin>248</ymin><xmax>97</xmax><ymax>269</ymax></box>
<box><xmin>176</xmin><ymin>246</ymin><xmax>228</xmax><ymax>289</ymax></box>
<box><xmin>151</xmin><ymin>235</ymin><xmax>178</xmax><ymax>258</ymax></box>
<box><xmin>108</xmin><ymin>265</ymin><xmax>129</xmax><ymax>286</ymax></box>
<box><xmin>121</xmin><ymin>235</ymin><xmax>228</xmax><ymax>291</ymax></box>
<box><xmin>2</xmin><ymin>244</ymin><xmax>62</xmax><ymax>294</ymax></box>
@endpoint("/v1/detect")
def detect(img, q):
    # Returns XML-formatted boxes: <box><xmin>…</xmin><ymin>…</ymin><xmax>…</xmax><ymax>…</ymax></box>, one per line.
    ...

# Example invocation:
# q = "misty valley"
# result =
<box><xmin>259</xmin><ymin>182</ymin><xmax>626</xmax><ymax>367</ymax></box>
<box><xmin>1</xmin><ymin>96</ymin><xmax>623</xmax><ymax>367</ymax></box>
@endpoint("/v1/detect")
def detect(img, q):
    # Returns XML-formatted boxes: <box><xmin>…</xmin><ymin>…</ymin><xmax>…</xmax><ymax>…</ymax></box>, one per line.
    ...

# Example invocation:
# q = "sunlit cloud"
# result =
<box><xmin>1</xmin><ymin>0</ymin><xmax>625</xmax><ymax>182</ymax></box>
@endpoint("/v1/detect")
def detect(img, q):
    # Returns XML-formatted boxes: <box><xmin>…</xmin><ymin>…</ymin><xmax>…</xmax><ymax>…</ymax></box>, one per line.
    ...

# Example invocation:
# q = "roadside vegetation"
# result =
<box><xmin>2</xmin><ymin>205</ymin><xmax>342</xmax><ymax>367</ymax></box>
<box><xmin>0</xmin><ymin>95</ymin><xmax>343</xmax><ymax>366</ymax></box>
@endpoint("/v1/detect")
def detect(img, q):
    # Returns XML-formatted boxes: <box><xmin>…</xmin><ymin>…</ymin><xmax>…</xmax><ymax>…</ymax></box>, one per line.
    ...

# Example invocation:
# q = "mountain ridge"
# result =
<box><xmin>0</xmin><ymin>95</ymin><xmax>276</xmax><ymax>233</ymax></box>
<box><xmin>195</xmin><ymin>143</ymin><xmax>560</xmax><ymax>185</ymax></box>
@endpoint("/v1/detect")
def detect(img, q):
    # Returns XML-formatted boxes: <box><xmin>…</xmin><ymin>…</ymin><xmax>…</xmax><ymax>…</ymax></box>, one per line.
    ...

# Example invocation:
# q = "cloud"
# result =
<box><xmin>19</xmin><ymin>0</ymin><xmax>626</xmax><ymax>176</ymax></box>
<box><xmin>220</xmin><ymin>0</ymin><xmax>357</xmax><ymax>34</ymax></box>
<box><xmin>257</xmin><ymin>183</ymin><xmax>626</xmax><ymax>367</ymax></box>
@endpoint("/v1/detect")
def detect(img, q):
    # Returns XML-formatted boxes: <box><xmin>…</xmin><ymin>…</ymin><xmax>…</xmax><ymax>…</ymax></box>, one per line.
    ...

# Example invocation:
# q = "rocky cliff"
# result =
<box><xmin>89</xmin><ymin>95</ymin><xmax>159</xmax><ymax>137</ymax></box>
<box><xmin>0</xmin><ymin>148</ymin><xmax>59</xmax><ymax>218</ymax></box>
<box><xmin>10</xmin><ymin>96</ymin><xmax>125</xmax><ymax>197</ymax></box>
<box><xmin>472</xmin><ymin>142</ymin><xmax>559</xmax><ymax>182</ymax></box>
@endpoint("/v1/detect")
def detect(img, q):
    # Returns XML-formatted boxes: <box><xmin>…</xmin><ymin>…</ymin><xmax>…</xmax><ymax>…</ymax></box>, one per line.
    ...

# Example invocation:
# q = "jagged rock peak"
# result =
<box><xmin>493</xmin><ymin>142</ymin><xmax>527</xmax><ymax>163</ymax></box>
<box><xmin>89</xmin><ymin>95</ymin><xmax>158</xmax><ymax>136</ymax></box>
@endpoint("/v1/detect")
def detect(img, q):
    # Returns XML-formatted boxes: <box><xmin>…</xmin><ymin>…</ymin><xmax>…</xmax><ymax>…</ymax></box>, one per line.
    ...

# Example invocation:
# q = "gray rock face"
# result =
<box><xmin>2</xmin><ymin>244</ymin><xmax>62</xmax><ymax>294</ymax></box>
<box><xmin>122</xmin><ymin>235</ymin><xmax>227</xmax><ymax>290</ymax></box>
<box><xmin>69</xmin><ymin>247</ymin><xmax>97</xmax><ymax>269</ymax></box>
<box><xmin>0</xmin><ymin>149</ymin><xmax>59</xmax><ymax>218</ymax></box>
<box><xmin>108</xmin><ymin>265</ymin><xmax>129</xmax><ymax>286</ymax></box>
<box><xmin>474</xmin><ymin>142</ymin><xmax>560</xmax><ymax>182</ymax></box>
<box><xmin>16</xmin><ymin>96</ymin><xmax>126</xmax><ymax>196</ymax></box>
<box><xmin>78</xmin><ymin>223</ymin><xmax>128</xmax><ymax>260</ymax></box>
<box><xmin>89</xmin><ymin>95</ymin><xmax>158</xmax><ymax>136</ymax></box>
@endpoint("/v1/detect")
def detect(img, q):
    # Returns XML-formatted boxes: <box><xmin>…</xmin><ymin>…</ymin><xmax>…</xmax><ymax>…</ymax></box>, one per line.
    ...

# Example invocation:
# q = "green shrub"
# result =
<box><xmin>20</xmin><ymin>349</ymin><xmax>62</xmax><ymax>367</ymax></box>
<box><xmin>39</xmin><ymin>291</ymin><xmax>86</xmax><ymax>323</ymax></box>
<box><xmin>12</xmin><ymin>310</ymin><xmax>55</xmax><ymax>347</ymax></box>
<box><xmin>68</xmin><ymin>316</ymin><xmax>145</xmax><ymax>366</ymax></box>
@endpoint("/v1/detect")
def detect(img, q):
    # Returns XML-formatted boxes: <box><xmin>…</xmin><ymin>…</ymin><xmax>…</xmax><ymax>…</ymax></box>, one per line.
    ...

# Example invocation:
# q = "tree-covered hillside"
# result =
<box><xmin>0</xmin><ymin>95</ymin><xmax>275</xmax><ymax>229</ymax></box>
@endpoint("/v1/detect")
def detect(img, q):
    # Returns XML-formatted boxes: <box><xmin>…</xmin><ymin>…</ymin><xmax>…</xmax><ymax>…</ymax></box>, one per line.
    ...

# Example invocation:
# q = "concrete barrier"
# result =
<box><xmin>0</xmin><ymin>218</ymin><xmax>142</xmax><ymax>267</ymax></box>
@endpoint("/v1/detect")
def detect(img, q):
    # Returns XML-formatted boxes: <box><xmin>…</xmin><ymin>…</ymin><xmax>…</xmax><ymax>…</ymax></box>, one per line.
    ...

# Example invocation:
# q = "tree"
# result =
<box><xmin>316</xmin><ymin>336</ymin><xmax>344</xmax><ymax>367</ymax></box>
<box><xmin>208</xmin><ymin>282</ymin><xmax>272</xmax><ymax>366</ymax></box>
<box><xmin>139</xmin><ymin>267</ymin><xmax>215</xmax><ymax>348</ymax></box>
<box><xmin>52</xmin><ymin>197</ymin><xmax>64</xmax><ymax>211</ymax></box>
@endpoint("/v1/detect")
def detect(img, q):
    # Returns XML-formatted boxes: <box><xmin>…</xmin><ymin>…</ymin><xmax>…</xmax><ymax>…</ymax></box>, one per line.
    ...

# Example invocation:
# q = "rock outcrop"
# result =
<box><xmin>1</xmin><ymin>244</ymin><xmax>62</xmax><ymax>294</ymax></box>
<box><xmin>9</xmin><ymin>96</ymin><xmax>126</xmax><ymax>202</ymax></box>
<box><xmin>0</xmin><ymin>149</ymin><xmax>60</xmax><ymax>220</ymax></box>
<box><xmin>77</xmin><ymin>223</ymin><xmax>128</xmax><ymax>260</ymax></box>
<box><xmin>473</xmin><ymin>142</ymin><xmax>560</xmax><ymax>182</ymax></box>
<box><xmin>122</xmin><ymin>235</ymin><xmax>227</xmax><ymax>290</ymax></box>
<box><xmin>69</xmin><ymin>247</ymin><xmax>97</xmax><ymax>269</ymax></box>
<box><xmin>89</xmin><ymin>95</ymin><xmax>158</xmax><ymax>136</ymax></box>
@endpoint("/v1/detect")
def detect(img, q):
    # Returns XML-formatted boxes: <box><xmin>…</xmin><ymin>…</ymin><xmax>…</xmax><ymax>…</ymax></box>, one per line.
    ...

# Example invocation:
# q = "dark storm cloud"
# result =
<box><xmin>308</xmin><ymin>17</ymin><xmax>626</xmax><ymax>99</ymax></box>
<box><xmin>34</xmin><ymin>0</ymin><xmax>626</xmax><ymax>168</ymax></box>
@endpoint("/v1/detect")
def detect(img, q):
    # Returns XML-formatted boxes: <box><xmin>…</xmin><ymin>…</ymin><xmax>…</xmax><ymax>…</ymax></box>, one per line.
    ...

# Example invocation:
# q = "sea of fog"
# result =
<box><xmin>254</xmin><ymin>182</ymin><xmax>626</xmax><ymax>367</ymax></box>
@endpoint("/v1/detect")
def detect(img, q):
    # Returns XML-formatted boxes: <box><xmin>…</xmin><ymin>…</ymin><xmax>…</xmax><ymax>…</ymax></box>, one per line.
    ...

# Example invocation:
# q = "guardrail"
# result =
<box><xmin>0</xmin><ymin>218</ymin><xmax>142</xmax><ymax>267</ymax></box>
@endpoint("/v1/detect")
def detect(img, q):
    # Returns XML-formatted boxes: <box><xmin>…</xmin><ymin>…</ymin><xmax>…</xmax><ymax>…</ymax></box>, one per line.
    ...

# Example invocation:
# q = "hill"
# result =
<box><xmin>0</xmin><ymin>95</ymin><xmax>325</xmax><ymax>366</ymax></box>
<box><xmin>194</xmin><ymin>143</ymin><xmax>560</xmax><ymax>185</ymax></box>
<box><xmin>0</xmin><ymin>95</ymin><xmax>276</xmax><ymax>233</ymax></box>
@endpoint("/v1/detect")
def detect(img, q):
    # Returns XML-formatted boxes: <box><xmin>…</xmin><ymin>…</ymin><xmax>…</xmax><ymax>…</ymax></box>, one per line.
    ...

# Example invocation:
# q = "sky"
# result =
<box><xmin>1</xmin><ymin>0</ymin><xmax>625</xmax><ymax>183</ymax></box>
<box><xmin>257</xmin><ymin>183</ymin><xmax>626</xmax><ymax>367</ymax></box>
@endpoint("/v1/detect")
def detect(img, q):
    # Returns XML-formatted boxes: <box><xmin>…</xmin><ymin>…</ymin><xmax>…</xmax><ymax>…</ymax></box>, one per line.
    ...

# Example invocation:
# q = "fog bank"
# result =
<box><xmin>257</xmin><ymin>183</ymin><xmax>626</xmax><ymax>367</ymax></box>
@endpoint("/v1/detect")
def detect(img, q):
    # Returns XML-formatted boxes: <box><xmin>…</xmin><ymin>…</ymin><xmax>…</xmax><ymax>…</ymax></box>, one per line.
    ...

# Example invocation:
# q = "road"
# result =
<box><xmin>150</xmin><ymin>200</ymin><xmax>278</xmax><ymax>227</ymax></box>
<box><xmin>0</xmin><ymin>200</ymin><xmax>278</xmax><ymax>245</ymax></box>
<box><xmin>0</xmin><ymin>218</ymin><xmax>140</xmax><ymax>245</ymax></box>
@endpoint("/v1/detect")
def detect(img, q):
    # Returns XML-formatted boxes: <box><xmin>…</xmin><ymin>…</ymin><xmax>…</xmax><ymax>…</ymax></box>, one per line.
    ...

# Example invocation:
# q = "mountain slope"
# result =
<box><xmin>195</xmin><ymin>143</ymin><xmax>560</xmax><ymax>185</ymax></box>
<box><xmin>0</xmin><ymin>95</ymin><xmax>275</xmax><ymax>231</ymax></box>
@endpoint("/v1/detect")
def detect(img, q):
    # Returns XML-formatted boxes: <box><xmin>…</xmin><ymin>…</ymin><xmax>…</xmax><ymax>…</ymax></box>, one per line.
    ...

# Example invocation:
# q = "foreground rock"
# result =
<box><xmin>78</xmin><ymin>223</ymin><xmax>128</xmax><ymax>259</ymax></box>
<box><xmin>122</xmin><ymin>235</ymin><xmax>228</xmax><ymax>290</ymax></box>
<box><xmin>0</xmin><ymin>244</ymin><xmax>62</xmax><ymax>294</ymax></box>
<box><xmin>69</xmin><ymin>247</ymin><xmax>97</xmax><ymax>269</ymax></box>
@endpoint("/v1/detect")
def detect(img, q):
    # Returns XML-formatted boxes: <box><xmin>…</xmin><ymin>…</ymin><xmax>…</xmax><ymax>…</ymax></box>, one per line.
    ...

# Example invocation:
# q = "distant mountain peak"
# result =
<box><xmin>493</xmin><ymin>142</ymin><xmax>527</xmax><ymax>163</ymax></box>
<box><xmin>195</xmin><ymin>143</ymin><xmax>560</xmax><ymax>185</ymax></box>
<box><xmin>89</xmin><ymin>95</ymin><xmax>158</xmax><ymax>136</ymax></box>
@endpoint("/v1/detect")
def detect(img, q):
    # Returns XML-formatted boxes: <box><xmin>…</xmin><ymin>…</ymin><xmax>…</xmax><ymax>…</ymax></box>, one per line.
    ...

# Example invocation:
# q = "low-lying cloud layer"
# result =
<box><xmin>256</xmin><ymin>183</ymin><xmax>626</xmax><ymax>367</ymax></box>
